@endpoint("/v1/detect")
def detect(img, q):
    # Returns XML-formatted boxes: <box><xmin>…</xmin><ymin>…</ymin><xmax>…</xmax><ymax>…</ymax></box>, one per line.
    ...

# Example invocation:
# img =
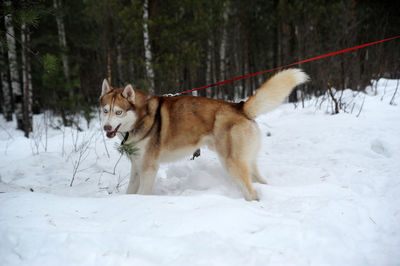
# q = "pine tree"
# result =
<box><xmin>21</xmin><ymin>21</ymin><xmax>33</xmax><ymax>137</ymax></box>
<box><xmin>4</xmin><ymin>0</ymin><xmax>23</xmax><ymax>130</ymax></box>
<box><xmin>53</xmin><ymin>0</ymin><xmax>71</xmax><ymax>95</ymax></box>
<box><xmin>0</xmin><ymin>40</ymin><xmax>13</xmax><ymax>121</ymax></box>
<box><xmin>142</xmin><ymin>0</ymin><xmax>154</xmax><ymax>93</ymax></box>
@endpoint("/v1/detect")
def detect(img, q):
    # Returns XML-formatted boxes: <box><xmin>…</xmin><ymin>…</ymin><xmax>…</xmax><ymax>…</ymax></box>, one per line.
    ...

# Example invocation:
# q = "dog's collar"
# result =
<box><xmin>121</xmin><ymin>132</ymin><xmax>130</xmax><ymax>145</ymax></box>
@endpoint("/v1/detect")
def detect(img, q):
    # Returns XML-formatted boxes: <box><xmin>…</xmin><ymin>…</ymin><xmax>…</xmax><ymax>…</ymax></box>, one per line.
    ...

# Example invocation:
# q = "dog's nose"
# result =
<box><xmin>103</xmin><ymin>125</ymin><xmax>112</xmax><ymax>131</ymax></box>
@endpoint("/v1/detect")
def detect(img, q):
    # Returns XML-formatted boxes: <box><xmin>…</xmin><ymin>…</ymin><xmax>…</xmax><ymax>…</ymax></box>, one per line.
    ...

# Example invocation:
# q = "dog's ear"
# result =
<box><xmin>101</xmin><ymin>79</ymin><xmax>111</xmax><ymax>96</ymax></box>
<box><xmin>122</xmin><ymin>84</ymin><xmax>135</xmax><ymax>103</ymax></box>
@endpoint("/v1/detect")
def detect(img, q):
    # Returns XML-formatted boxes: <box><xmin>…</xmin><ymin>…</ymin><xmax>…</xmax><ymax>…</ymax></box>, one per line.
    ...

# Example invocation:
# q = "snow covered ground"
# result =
<box><xmin>0</xmin><ymin>79</ymin><xmax>399</xmax><ymax>266</ymax></box>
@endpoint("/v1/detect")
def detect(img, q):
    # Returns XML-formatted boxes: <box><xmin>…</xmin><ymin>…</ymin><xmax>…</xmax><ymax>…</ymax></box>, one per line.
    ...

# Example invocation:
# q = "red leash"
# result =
<box><xmin>180</xmin><ymin>35</ymin><xmax>400</xmax><ymax>95</ymax></box>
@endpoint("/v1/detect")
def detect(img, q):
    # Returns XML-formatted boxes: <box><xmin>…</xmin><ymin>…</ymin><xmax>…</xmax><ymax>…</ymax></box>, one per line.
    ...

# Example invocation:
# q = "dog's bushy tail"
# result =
<box><xmin>243</xmin><ymin>69</ymin><xmax>309</xmax><ymax>119</ymax></box>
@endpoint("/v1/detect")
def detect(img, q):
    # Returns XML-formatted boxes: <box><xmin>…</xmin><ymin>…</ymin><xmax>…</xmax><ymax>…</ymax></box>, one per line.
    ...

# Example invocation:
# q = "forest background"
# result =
<box><xmin>0</xmin><ymin>0</ymin><xmax>399</xmax><ymax>137</ymax></box>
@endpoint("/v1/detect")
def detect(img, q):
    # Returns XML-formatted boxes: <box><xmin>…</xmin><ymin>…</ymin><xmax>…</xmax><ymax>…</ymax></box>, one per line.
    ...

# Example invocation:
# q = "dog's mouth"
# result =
<box><xmin>106</xmin><ymin>124</ymin><xmax>121</xmax><ymax>139</ymax></box>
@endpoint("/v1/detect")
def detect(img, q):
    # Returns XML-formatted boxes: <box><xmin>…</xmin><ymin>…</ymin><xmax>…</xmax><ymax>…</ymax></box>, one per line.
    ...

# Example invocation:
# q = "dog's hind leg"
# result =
<box><xmin>223</xmin><ymin>158</ymin><xmax>259</xmax><ymax>201</ymax></box>
<box><xmin>214</xmin><ymin>118</ymin><xmax>261</xmax><ymax>201</ymax></box>
<box><xmin>252</xmin><ymin>163</ymin><xmax>267</xmax><ymax>184</ymax></box>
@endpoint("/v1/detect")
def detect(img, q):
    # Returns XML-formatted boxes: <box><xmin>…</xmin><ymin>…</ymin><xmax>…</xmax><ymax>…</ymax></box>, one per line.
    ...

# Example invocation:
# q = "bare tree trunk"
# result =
<box><xmin>117</xmin><ymin>41</ymin><xmax>124</xmax><ymax>84</ymax></box>
<box><xmin>106</xmin><ymin>49</ymin><xmax>112</xmax><ymax>84</ymax></box>
<box><xmin>143</xmin><ymin>0</ymin><xmax>154</xmax><ymax>93</ymax></box>
<box><xmin>287</xmin><ymin>24</ymin><xmax>298</xmax><ymax>102</ymax></box>
<box><xmin>103</xmin><ymin>0</ymin><xmax>112</xmax><ymax>83</ymax></box>
<box><xmin>273</xmin><ymin>0</ymin><xmax>281</xmax><ymax>68</ymax></box>
<box><xmin>53</xmin><ymin>0</ymin><xmax>71</xmax><ymax>94</ymax></box>
<box><xmin>211</xmin><ymin>41</ymin><xmax>218</xmax><ymax>99</ymax></box>
<box><xmin>5</xmin><ymin>1</ymin><xmax>23</xmax><ymax>130</ymax></box>
<box><xmin>233</xmin><ymin>31</ymin><xmax>240</xmax><ymax>99</ymax></box>
<box><xmin>21</xmin><ymin>22</ymin><xmax>33</xmax><ymax>137</ymax></box>
<box><xmin>206</xmin><ymin>39</ymin><xmax>212</xmax><ymax>98</ymax></box>
<box><xmin>279</xmin><ymin>0</ymin><xmax>298</xmax><ymax>102</ymax></box>
<box><xmin>240</xmin><ymin>7</ymin><xmax>251</xmax><ymax>99</ymax></box>
<box><xmin>219</xmin><ymin>4</ymin><xmax>228</xmax><ymax>99</ymax></box>
<box><xmin>0</xmin><ymin>40</ymin><xmax>13</xmax><ymax>121</ymax></box>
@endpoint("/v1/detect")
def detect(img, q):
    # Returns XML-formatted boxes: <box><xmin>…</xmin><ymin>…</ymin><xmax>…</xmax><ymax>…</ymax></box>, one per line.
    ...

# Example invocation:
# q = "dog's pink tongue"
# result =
<box><xmin>106</xmin><ymin>131</ymin><xmax>116</xmax><ymax>138</ymax></box>
<box><xmin>105</xmin><ymin>124</ymin><xmax>120</xmax><ymax>139</ymax></box>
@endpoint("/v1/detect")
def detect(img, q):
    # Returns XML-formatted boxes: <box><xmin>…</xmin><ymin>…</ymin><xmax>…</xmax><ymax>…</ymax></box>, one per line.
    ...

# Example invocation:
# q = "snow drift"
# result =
<box><xmin>0</xmin><ymin>79</ymin><xmax>399</xmax><ymax>266</ymax></box>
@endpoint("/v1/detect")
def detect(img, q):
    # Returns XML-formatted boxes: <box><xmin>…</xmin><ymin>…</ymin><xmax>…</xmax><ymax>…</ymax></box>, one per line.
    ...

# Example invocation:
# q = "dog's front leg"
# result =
<box><xmin>126</xmin><ymin>160</ymin><xmax>140</xmax><ymax>194</ymax></box>
<box><xmin>136</xmin><ymin>162</ymin><xmax>159</xmax><ymax>195</ymax></box>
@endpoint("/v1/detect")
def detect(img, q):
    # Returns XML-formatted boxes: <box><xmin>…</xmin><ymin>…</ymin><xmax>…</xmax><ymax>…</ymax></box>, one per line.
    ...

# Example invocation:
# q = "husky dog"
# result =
<box><xmin>100</xmin><ymin>69</ymin><xmax>309</xmax><ymax>200</ymax></box>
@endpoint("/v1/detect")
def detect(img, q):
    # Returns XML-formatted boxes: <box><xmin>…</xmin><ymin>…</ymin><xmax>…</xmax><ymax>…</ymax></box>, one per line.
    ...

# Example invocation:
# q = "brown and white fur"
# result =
<box><xmin>100</xmin><ymin>69</ymin><xmax>309</xmax><ymax>201</ymax></box>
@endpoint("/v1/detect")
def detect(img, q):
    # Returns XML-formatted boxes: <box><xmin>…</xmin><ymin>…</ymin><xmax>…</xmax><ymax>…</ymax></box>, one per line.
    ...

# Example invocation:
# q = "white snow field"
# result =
<box><xmin>0</xmin><ymin>79</ymin><xmax>399</xmax><ymax>266</ymax></box>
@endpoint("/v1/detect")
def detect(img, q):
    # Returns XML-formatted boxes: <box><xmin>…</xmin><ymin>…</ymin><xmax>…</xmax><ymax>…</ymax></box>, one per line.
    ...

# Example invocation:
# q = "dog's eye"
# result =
<box><xmin>116</xmin><ymin>110</ymin><xmax>122</xmax><ymax>115</ymax></box>
<box><xmin>103</xmin><ymin>109</ymin><xmax>108</xmax><ymax>113</ymax></box>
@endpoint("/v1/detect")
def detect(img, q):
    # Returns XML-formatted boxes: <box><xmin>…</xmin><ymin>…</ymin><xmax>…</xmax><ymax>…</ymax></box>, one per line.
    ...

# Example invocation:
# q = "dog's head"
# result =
<box><xmin>99</xmin><ymin>79</ymin><xmax>137</xmax><ymax>138</ymax></box>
